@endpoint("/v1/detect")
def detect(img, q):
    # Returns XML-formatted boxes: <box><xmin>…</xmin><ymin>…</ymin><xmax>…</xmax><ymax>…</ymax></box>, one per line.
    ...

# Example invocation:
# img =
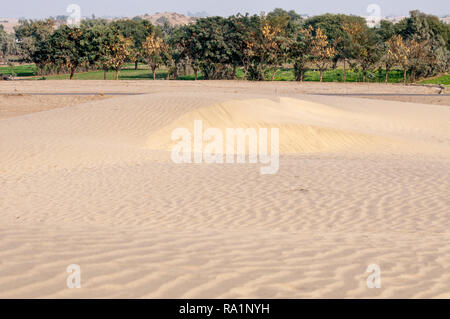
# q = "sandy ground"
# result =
<box><xmin>0</xmin><ymin>94</ymin><xmax>110</xmax><ymax>119</ymax></box>
<box><xmin>0</xmin><ymin>81</ymin><xmax>449</xmax><ymax>298</ymax></box>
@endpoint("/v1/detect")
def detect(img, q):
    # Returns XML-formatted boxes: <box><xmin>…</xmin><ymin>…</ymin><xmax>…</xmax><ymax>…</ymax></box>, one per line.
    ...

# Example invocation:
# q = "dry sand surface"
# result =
<box><xmin>0</xmin><ymin>81</ymin><xmax>449</xmax><ymax>298</ymax></box>
<box><xmin>0</xmin><ymin>79</ymin><xmax>445</xmax><ymax>95</ymax></box>
<box><xmin>0</xmin><ymin>94</ymin><xmax>110</xmax><ymax>119</ymax></box>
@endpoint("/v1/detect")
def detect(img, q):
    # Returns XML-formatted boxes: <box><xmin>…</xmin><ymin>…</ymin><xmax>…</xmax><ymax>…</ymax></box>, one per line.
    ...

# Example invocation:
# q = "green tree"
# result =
<box><xmin>170</xmin><ymin>25</ymin><xmax>203</xmax><ymax>80</ymax></box>
<box><xmin>102</xmin><ymin>32</ymin><xmax>132</xmax><ymax>80</ymax></box>
<box><xmin>48</xmin><ymin>26</ymin><xmax>85</xmax><ymax>79</ymax></box>
<box><xmin>14</xmin><ymin>19</ymin><xmax>55</xmax><ymax>72</ymax></box>
<box><xmin>48</xmin><ymin>25</ymin><xmax>105</xmax><ymax>80</ymax></box>
<box><xmin>376</xmin><ymin>20</ymin><xmax>396</xmax><ymax>42</ymax></box>
<box><xmin>305</xmin><ymin>14</ymin><xmax>366</xmax><ymax>70</ymax></box>
<box><xmin>142</xmin><ymin>33</ymin><xmax>169</xmax><ymax>80</ymax></box>
<box><xmin>0</xmin><ymin>26</ymin><xmax>17</xmax><ymax>63</ymax></box>
<box><xmin>342</xmin><ymin>22</ymin><xmax>381</xmax><ymax>82</ymax></box>
<box><xmin>395</xmin><ymin>11</ymin><xmax>450</xmax><ymax>77</ymax></box>
<box><xmin>110</xmin><ymin>19</ymin><xmax>154</xmax><ymax>70</ymax></box>
<box><xmin>181</xmin><ymin>17</ymin><xmax>234</xmax><ymax>80</ymax></box>
<box><xmin>244</xmin><ymin>13</ymin><xmax>291</xmax><ymax>81</ymax></box>
<box><xmin>227</xmin><ymin>14</ymin><xmax>261</xmax><ymax>80</ymax></box>
<box><xmin>289</xmin><ymin>25</ymin><xmax>313</xmax><ymax>81</ymax></box>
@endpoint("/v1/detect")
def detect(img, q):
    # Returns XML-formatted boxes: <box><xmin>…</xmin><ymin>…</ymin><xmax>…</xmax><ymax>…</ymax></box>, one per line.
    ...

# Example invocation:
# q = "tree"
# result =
<box><xmin>142</xmin><ymin>33</ymin><xmax>168</xmax><ymax>80</ymax></box>
<box><xmin>305</xmin><ymin>14</ymin><xmax>366</xmax><ymax>71</ymax></box>
<box><xmin>228</xmin><ymin>14</ymin><xmax>260</xmax><ymax>80</ymax></box>
<box><xmin>165</xmin><ymin>26</ymin><xmax>187</xmax><ymax>80</ymax></box>
<box><xmin>268</xmin><ymin>8</ymin><xmax>303</xmax><ymax>26</ymax></box>
<box><xmin>381</xmin><ymin>36</ymin><xmax>399</xmax><ymax>83</ymax></box>
<box><xmin>14</xmin><ymin>19</ymin><xmax>55</xmax><ymax>73</ymax></box>
<box><xmin>342</xmin><ymin>22</ymin><xmax>381</xmax><ymax>82</ymax></box>
<box><xmin>289</xmin><ymin>26</ymin><xmax>313</xmax><ymax>81</ymax></box>
<box><xmin>385</xmin><ymin>35</ymin><xmax>411</xmax><ymax>84</ymax></box>
<box><xmin>171</xmin><ymin>25</ymin><xmax>203</xmax><ymax>80</ymax></box>
<box><xmin>48</xmin><ymin>26</ymin><xmax>90</xmax><ymax>80</ymax></box>
<box><xmin>408</xmin><ymin>38</ymin><xmax>434</xmax><ymax>82</ymax></box>
<box><xmin>396</xmin><ymin>11</ymin><xmax>449</xmax><ymax>49</ymax></box>
<box><xmin>310</xmin><ymin>28</ymin><xmax>336</xmax><ymax>82</ymax></box>
<box><xmin>262</xmin><ymin>12</ymin><xmax>291</xmax><ymax>80</ymax></box>
<box><xmin>0</xmin><ymin>26</ymin><xmax>17</xmax><ymax>64</ymax></box>
<box><xmin>395</xmin><ymin>11</ymin><xmax>449</xmax><ymax>78</ymax></box>
<box><xmin>91</xmin><ymin>25</ymin><xmax>115</xmax><ymax>80</ymax></box>
<box><xmin>102</xmin><ymin>32</ymin><xmax>132</xmax><ymax>80</ymax></box>
<box><xmin>243</xmin><ymin>13</ymin><xmax>291</xmax><ymax>81</ymax></box>
<box><xmin>376</xmin><ymin>20</ymin><xmax>396</xmax><ymax>42</ymax></box>
<box><xmin>110</xmin><ymin>19</ymin><xmax>154</xmax><ymax>70</ymax></box>
<box><xmin>179</xmin><ymin>17</ymin><xmax>233</xmax><ymax>80</ymax></box>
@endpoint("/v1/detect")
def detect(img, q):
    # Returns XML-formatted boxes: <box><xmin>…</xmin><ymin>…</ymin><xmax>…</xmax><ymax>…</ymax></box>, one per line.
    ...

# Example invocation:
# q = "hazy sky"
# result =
<box><xmin>1</xmin><ymin>0</ymin><xmax>449</xmax><ymax>19</ymax></box>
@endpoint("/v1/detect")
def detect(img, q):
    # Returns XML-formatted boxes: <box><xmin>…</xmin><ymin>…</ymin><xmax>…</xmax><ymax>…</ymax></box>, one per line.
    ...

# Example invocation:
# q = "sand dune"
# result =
<box><xmin>0</xmin><ymin>85</ymin><xmax>449</xmax><ymax>298</ymax></box>
<box><xmin>147</xmin><ymin>97</ymin><xmax>393</xmax><ymax>154</ymax></box>
<box><xmin>147</xmin><ymin>96</ymin><xmax>450</xmax><ymax>155</ymax></box>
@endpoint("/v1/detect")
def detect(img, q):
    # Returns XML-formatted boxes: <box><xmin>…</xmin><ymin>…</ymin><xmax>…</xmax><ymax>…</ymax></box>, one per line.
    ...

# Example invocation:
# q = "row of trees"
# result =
<box><xmin>0</xmin><ymin>25</ymin><xmax>17</xmax><ymax>64</ymax></box>
<box><xmin>1</xmin><ymin>9</ymin><xmax>449</xmax><ymax>82</ymax></box>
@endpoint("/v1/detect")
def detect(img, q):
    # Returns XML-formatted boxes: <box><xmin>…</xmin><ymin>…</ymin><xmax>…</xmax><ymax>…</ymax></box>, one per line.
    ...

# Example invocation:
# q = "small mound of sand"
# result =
<box><xmin>147</xmin><ymin>98</ymin><xmax>398</xmax><ymax>154</ymax></box>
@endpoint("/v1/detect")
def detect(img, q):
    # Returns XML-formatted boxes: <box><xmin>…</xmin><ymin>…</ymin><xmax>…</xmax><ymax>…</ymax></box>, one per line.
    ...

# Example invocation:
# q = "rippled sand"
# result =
<box><xmin>0</xmin><ymin>81</ymin><xmax>449</xmax><ymax>298</ymax></box>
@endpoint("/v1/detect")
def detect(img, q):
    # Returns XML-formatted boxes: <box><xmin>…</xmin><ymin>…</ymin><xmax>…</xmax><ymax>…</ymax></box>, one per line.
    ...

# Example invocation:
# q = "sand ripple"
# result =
<box><xmin>0</xmin><ymin>90</ymin><xmax>449</xmax><ymax>298</ymax></box>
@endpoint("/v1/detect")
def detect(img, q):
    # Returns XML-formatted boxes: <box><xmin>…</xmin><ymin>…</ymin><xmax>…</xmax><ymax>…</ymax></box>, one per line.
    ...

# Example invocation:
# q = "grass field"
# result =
<box><xmin>255</xmin><ymin>68</ymin><xmax>408</xmax><ymax>83</ymax></box>
<box><xmin>419</xmin><ymin>74</ymin><xmax>450</xmax><ymax>85</ymax></box>
<box><xmin>1</xmin><ymin>63</ymin><xmax>448</xmax><ymax>84</ymax></box>
<box><xmin>0</xmin><ymin>64</ymin><xmax>37</xmax><ymax>77</ymax></box>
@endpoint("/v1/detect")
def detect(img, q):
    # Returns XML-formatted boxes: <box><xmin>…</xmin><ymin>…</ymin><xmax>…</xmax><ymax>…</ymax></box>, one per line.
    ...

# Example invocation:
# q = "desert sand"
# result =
<box><xmin>0</xmin><ymin>81</ymin><xmax>449</xmax><ymax>298</ymax></box>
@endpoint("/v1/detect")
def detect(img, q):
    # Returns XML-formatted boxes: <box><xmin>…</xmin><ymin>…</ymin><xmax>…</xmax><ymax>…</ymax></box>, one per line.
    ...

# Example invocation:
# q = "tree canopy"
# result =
<box><xmin>3</xmin><ymin>10</ymin><xmax>448</xmax><ymax>82</ymax></box>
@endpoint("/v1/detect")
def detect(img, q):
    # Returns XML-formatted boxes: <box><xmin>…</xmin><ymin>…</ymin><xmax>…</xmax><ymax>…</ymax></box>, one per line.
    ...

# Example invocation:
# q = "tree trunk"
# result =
<box><xmin>271</xmin><ymin>67</ymin><xmax>278</xmax><ymax>81</ymax></box>
<box><xmin>385</xmin><ymin>68</ymin><xmax>389</xmax><ymax>84</ymax></box>
<box><xmin>332</xmin><ymin>58</ymin><xmax>338</xmax><ymax>69</ymax></box>
<box><xmin>296</xmin><ymin>69</ymin><xmax>304</xmax><ymax>82</ymax></box>
<box><xmin>319</xmin><ymin>70</ymin><xmax>323</xmax><ymax>82</ymax></box>
<box><xmin>115</xmin><ymin>69</ymin><xmax>120</xmax><ymax>80</ymax></box>
<box><xmin>173</xmin><ymin>68</ymin><xmax>178</xmax><ymax>80</ymax></box>
<box><xmin>135</xmin><ymin>61</ymin><xmax>138</xmax><ymax>70</ymax></box>
<box><xmin>258</xmin><ymin>61</ymin><xmax>265</xmax><ymax>81</ymax></box>
<box><xmin>243</xmin><ymin>66</ymin><xmax>248</xmax><ymax>80</ymax></box>
<box><xmin>152</xmin><ymin>66</ymin><xmax>157</xmax><ymax>80</ymax></box>
<box><xmin>403</xmin><ymin>69</ymin><xmax>407</xmax><ymax>85</ymax></box>
<box><xmin>69</xmin><ymin>68</ymin><xmax>75</xmax><ymax>80</ymax></box>
<box><xmin>294</xmin><ymin>62</ymin><xmax>304</xmax><ymax>82</ymax></box>
<box><xmin>343</xmin><ymin>59</ymin><xmax>347</xmax><ymax>83</ymax></box>
<box><xmin>194</xmin><ymin>69</ymin><xmax>198</xmax><ymax>81</ymax></box>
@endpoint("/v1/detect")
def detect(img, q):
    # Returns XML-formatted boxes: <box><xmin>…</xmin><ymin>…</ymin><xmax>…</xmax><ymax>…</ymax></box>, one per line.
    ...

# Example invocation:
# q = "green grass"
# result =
<box><xmin>3</xmin><ymin>63</ymin><xmax>447</xmax><ymax>84</ymax></box>
<box><xmin>33</xmin><ymin>64</ymin><xmax>198</xmax><ymax>81</ymax></box>
<box><xmin>234</xmin><ymin>67</ymin><xmax>407</xmax><ymax>83</ymax></box>
<box><xmin>0</xmin><ymin>64</ymin><xmax>37</xmax><ymax>77</ymax></box>
<box><xmin>419</xmin><ymin>74</ymin><xmax>450</xmax><ymax>85</ymax></box>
